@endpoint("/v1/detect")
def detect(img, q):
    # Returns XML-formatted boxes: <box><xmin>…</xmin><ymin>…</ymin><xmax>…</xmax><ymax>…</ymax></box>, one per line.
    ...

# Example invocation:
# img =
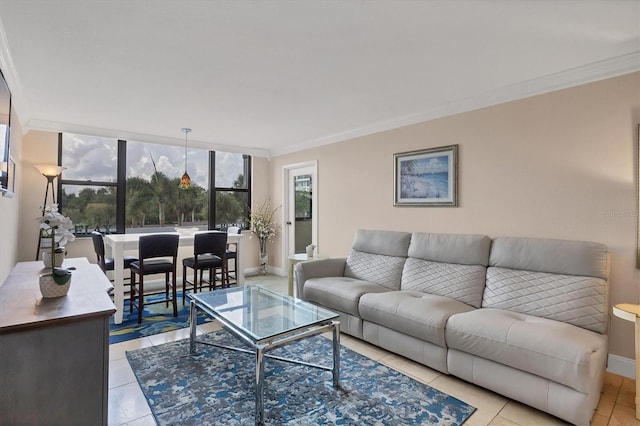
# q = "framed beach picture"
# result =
<box><xmin>394</xmin><ymin>145</ymin><xmax>458</xmax><ymax>207</ymax></box>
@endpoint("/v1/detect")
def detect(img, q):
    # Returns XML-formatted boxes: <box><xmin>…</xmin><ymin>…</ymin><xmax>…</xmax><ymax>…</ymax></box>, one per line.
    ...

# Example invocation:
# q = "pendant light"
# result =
<box><xmin>179</xmin><ymin>128</ymin><xmax>192</xmax><ymax>189</ymax></box>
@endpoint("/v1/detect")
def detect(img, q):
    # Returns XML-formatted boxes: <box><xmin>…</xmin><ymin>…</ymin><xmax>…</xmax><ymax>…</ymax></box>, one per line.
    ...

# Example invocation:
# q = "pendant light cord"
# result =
<box><xmin>181</xmin><ymin>128</ymin><xmax>191</xmax><ymax>171</ymax></box>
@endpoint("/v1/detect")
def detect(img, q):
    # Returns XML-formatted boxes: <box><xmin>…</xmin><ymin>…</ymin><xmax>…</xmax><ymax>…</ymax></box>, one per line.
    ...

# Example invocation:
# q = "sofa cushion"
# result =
<box><xmin>359</xmin><ymin>291</ymin><xmax>475</xmax><ymax>347</ymax></box>
<box><xmin>401</xmin><ymin>259</ymin><xmax>487</xmax><ymax>308</ymax></box>
<box><xmin>489</xmin><ymin>237</ymin><xmax>609</xmax><ymax>280</ymax></box>
<box><xmin>445</xmin><ymin>308</ymin><xmax>608</xmax><ymax>393</ymax></box>
<box><xmin>345</xmin><ymin>250</ymin><xmax>407</xmax><ymax>290</ymax></box>
<box><xmin>344</xmin><ymin>229</ymin><xmax>411</xmax><ymax>290</ymax></box>
<box><xmin>303</xmin><ymin>277</ymin><xmax>389</xmax><ymax>316</ymax></box>
<box><xmin>408</xmin><ymin>232</ymin><xmax>491</xmax><ymax>266</ymax></box>
<box><xmin>483</xmin><ymin>267</ymin><xmax>608</xmax><ymax>334</ymax></box>
<box><xmin>352</xmin><ymin>229</ymin><xmax>412</xmax><ymax>257</ymax></box>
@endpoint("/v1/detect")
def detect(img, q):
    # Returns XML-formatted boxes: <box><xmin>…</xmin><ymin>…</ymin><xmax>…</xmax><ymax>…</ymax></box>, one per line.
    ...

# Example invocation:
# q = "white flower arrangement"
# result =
<box><xmin>37</xmin><ymin>204</ymin><xmax>76</xmax><ymax>249</ymax></box>
<box><xmin>250</xmin><ymin>201</ymin><xmax>278</xmax><ymax>242</ymax></box>
<box><xmin>249</xmin><ymin>200</ymin><xmax>280</xmax><ymax>266</ymax></box>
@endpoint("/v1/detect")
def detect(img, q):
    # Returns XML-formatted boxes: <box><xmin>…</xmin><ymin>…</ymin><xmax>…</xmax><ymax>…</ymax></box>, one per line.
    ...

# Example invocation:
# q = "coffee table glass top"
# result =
<box><xmin>188</xmin><ymin>285</ymin><xmax>339</xmax><ymax>341</ymax></box>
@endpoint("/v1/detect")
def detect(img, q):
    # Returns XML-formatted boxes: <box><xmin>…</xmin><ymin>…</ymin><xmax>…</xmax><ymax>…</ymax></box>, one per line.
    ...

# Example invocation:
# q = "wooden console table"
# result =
<box><xmin>0</xmin><ymin>257</ymin><xmax>115</xmax><ymax>425</ymax></box>
<box><xmin>612</xmin><ymin>303</ymin><xmax>640</xmax><ymax>420</ymax></box>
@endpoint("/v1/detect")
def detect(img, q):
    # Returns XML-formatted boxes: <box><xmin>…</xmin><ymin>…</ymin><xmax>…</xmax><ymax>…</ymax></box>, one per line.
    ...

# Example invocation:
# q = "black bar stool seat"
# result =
<box><xmin>182</xmin><ymin>232</ymin><xmax>228</xmax><ymax>304</ymax></box>
<box><xmin>130</xmin><ymin>234</ymin><xmax>179</xmax><ymax>324</ymax></box>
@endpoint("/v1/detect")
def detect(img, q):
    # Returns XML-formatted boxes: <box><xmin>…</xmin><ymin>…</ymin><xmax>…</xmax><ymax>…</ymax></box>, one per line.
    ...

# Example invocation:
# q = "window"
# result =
<box><xmin>211</xmin><ymin>152</ymin><xmax>251</xmax><ymax>230</ymax></box>
<box><xmin>59</xmin><ymin>133</ymin><xmax>119</xmax><ymax>236</ymax></box>
<box><xmin>58</xmin><ymin>133</ymin><xmax>251</xmax><ymax>235</ymax></box>
<box><xmin>126</xmin><ymin>140</ymin><xmax>209</xmax><ymax>231</ymax></box>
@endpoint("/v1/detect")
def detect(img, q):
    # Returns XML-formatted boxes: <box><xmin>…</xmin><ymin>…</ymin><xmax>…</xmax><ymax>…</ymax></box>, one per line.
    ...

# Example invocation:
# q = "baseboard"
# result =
<box><xmin>245</xmin><ymin>267</ymin><xmax>261</xmax><ymax>276</ymax></box>
<box><xmin>270</xmin><ymin>266</ymin><xmax>285</xmax><ymax>276</ymax></box>
<box><xmin>607</xmin><ymin>354</ymin><xmax>635</xmax><ymax>379</ymax></box>
<box><xmin>245</xmin><ymin>266</ymin><xmax>285</xmax><ymax>277</ymax></box>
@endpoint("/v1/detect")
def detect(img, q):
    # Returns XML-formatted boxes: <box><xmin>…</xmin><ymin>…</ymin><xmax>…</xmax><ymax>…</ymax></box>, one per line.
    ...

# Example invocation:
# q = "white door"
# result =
<box><xmin>283</xmin><ymin>161</ymin><xmax>318</xmax><ymax>258</ymax></box>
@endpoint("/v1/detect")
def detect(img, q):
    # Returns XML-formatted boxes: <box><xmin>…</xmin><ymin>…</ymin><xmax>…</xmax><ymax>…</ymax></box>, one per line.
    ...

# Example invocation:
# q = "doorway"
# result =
<box><xmin>283</xmin><ymin>161</ymin><xmax>318</xmax><ymax>258</ymax></box>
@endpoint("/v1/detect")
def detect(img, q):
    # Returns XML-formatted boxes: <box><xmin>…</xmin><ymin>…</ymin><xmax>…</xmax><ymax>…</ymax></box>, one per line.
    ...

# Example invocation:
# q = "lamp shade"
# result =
<box><xmin>34</xmin><ymin>164</ymin><xmax>65</xmax><ymax>177</ymax></box>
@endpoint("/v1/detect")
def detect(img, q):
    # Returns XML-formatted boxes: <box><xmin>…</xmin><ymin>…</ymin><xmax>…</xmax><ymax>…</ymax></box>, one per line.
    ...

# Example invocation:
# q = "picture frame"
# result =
<box><xmin>394</xmin><ymin>145</ymin><xmax>458</xmax><ymax>207</ymax></box>
<box><xmin>2</xmin><ymin>155</ymin><xmax>15</xmax><ymax>198</ymax></box>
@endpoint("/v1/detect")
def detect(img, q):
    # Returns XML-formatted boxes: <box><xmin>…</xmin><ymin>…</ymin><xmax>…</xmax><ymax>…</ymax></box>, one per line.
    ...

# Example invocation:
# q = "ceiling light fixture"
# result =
<box><xmin>179</xmin><ymin>128</ymin><xmax>192</xmax><ymax>189</ymax></box>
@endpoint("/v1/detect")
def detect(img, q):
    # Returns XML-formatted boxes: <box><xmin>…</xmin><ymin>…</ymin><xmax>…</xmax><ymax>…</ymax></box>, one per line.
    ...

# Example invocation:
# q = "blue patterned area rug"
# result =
<box><xmin>109</xmin><ymin>291</ymin><xmax>211</xmax><ymax>344</ymax></box>
<box><xmin>126</xmin><ymin>330</ymin><xmax>476</xmax><ymax>425</ymax></box>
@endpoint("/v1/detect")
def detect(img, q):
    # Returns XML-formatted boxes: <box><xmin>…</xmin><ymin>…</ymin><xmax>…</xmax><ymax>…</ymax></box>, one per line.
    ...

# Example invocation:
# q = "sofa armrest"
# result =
<box><xmin>294</xmin><ymin>258</ymin><xmax>346</xmax><ymax>300</ymax></box>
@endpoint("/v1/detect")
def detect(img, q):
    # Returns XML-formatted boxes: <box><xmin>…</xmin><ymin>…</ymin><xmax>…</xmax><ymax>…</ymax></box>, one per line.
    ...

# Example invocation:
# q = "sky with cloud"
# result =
<box><xmin>62</xmin><ymin>133</ymin><xmax>244</xmax><ymax>190</ymax></box>
<box><xmin>400</xmin><ymin>154</ymin><xmax>449</xmax><ymax>176</ymax></box>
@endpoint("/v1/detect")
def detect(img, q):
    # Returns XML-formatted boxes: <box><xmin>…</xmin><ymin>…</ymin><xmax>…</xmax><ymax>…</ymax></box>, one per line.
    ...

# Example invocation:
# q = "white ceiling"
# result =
<box><xmin>0</xmin><ymin>1</ymin><xmax>638</xmax><ymax>158</ymax></box>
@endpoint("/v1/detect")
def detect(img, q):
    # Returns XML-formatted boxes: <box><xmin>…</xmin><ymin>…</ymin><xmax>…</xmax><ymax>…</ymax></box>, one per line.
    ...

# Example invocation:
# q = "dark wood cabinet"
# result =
<box><xmin>0</xmin><ymin>258</ymin><xmax>115</xmax><ymax>425</ymax></box>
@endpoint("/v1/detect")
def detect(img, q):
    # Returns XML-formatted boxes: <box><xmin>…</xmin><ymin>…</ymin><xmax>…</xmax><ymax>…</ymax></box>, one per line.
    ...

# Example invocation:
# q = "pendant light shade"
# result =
<box><xmin>180</xmin><ymin>171</ymin><xmax>191</xmax><ymax>188</ymax></box>
<box><xmin>179</xmin><ymin>128</ymin><xmax>192</xmax><ymax>189</ymax></box>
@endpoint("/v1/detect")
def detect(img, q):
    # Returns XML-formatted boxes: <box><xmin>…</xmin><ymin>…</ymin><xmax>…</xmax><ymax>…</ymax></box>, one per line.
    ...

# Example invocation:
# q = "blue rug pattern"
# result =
<box><xmin>126</xmin><ymin>330</ymin><xmax>476</xmax><ymax>425</ymax></box>
<box><xmin>109</xmin><ymin>291</ymin><xmax>211</xmax><ymax>344</ymax></box>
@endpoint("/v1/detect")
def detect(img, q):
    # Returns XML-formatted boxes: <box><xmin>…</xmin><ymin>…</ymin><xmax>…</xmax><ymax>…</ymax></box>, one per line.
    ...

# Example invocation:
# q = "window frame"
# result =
<box><xmin>57</xmin><ymin>133</ymin><xmax>252</xmax><ymax>235</ymax></box>
<box><xmin>208</xmin><ymin>151</ymin><xmax>252</xmax><ymax>230</ymax></box>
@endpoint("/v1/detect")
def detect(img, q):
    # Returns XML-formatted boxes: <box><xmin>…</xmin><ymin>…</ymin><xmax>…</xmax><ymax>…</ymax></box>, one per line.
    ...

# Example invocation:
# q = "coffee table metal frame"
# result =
<box><xmin>188</xmin><ymin>286</ymin><xmax>340</xmax><ymax>425</ymax></box>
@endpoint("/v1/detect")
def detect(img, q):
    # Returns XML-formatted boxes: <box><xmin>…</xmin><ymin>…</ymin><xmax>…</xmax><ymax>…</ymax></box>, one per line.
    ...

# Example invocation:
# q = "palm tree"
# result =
<box><xmin>126</xmin><ymin>176</ymin><xmax>154</xmax><ymax>227</ymax></box>
<box><xmin>149</xmin><ymin>154</ymin><xmax>174</xmax><ymax>226</ymax></box>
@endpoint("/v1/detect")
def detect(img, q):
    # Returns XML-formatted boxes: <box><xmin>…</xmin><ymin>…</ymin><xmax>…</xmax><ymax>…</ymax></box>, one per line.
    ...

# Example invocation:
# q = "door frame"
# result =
<box><xmin>282</xmin><ymin>160</ymin><xmax>318</xmax><ymax>267</ymax></box>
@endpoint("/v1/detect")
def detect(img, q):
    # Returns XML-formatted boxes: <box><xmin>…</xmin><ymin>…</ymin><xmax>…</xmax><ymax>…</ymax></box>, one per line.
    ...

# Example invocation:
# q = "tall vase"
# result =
<box><xmin>259</xmin><ymin>239</ymin><xmax>268</xmax><ymax>275</ymax></box>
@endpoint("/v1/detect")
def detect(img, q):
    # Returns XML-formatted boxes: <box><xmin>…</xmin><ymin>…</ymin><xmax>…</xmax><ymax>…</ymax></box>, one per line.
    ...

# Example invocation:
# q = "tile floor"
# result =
<box><xmin>108</xmin><ymin>275</ymin><xmax>639</xmax><ymax>426</ymax></box>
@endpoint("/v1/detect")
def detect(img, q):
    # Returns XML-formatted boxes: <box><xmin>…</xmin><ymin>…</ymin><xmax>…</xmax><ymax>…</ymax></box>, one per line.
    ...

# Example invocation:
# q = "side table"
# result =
<box><xmin>288</xmin><ymin>253</ymin><xmax>328</xmax><ymax>297</ymax></box>
<box><xmin>612</xmin><ymin>303</ymin><xmax>640</xmax><ymax>420</ymax></box>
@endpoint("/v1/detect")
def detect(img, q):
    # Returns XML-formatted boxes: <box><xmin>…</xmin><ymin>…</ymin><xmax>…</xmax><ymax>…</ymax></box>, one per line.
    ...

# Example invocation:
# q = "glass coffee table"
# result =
<box><xmin>188</xmin><ymin>285</ymin><xmax>340</xmax><ymax>425</ymax></box>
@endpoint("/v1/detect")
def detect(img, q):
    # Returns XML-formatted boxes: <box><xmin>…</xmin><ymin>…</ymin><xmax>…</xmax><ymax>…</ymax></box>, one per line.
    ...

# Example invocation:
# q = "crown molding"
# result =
<box><xmin>25</xmin><ymin>119</ymin><xmax>272</xmax><ymax>158</ymax></box>
<box><xmin>270</xmin><ymin>51</ymin><xmax>640</xmax><ymax>157</ymax></box>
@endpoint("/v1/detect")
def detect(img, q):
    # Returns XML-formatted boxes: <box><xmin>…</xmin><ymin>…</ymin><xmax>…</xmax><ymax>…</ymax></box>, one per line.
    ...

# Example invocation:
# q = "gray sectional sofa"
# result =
<box><xmin>294</xmin><ymin>229</ymin><xmax>610</xmax><ymax>425</ymax></box>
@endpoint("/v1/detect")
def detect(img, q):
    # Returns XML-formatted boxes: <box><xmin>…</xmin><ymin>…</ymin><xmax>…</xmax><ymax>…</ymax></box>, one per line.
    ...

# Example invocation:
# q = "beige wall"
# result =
<box><xmin>269</xmin><ymin>72</ymin><xmax>640</xmax><ymax>361</ymax></box>
<box><xmin>246</xmin><ymin>156</ymin><xmax>271</xmax><ymax>269</ymax></box>
<box><xmin>19</xmin><ymin>131</ymin><xmax>61</xmax><ymax>262</ymax></box>
<box><xmin>0</xmin><ymin>106</ymin><xmax>22</xmax><ymax>283</ymax></box>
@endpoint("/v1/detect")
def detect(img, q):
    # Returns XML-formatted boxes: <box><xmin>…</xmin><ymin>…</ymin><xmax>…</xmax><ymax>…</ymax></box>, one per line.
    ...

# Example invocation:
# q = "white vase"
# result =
<box><xmin>39</xmin><ymin>273</ymin><xmax>71</xmax><ymax>298</ymax></box>
<box><xmin>42</xmin><ymin>251</ymin><xmax>65</xmax><ymax>268</ymax></box>
<box><xmin>306</xmin><ymin>245</ymin><xmax>315</xmax><ymax>258</ymax></box>
<box><xmin>259</xmin><ymin>241</ymin><xmax>268</xmax><ymax>275</ymax></box>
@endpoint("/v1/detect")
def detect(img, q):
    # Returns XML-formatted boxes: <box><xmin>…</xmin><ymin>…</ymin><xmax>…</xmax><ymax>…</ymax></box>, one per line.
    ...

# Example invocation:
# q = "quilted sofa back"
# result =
<box><xmin>344</xmin><ymin>229</ymin><xmax>412</xmax><ymax>290</ymax></box>
<box><xmin>401</xmin><ymin>233</ymin><xmax>492</xmax><ymax>308</ymax></box>
<box><xmin>484</xmin><ymin>237</ymin><xmax>610</xmax><ymax>333</ymax></box>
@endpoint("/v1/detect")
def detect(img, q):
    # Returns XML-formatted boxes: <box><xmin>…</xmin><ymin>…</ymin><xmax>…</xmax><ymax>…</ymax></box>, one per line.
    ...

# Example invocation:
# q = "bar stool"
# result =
<box><xmin>182</xmin><ymin>231</ymin><xmax>228</xmax><ymax>304</ymax></box>
<box><xmin>129</xmin><ymin>234</ymin><xmax>179</xmax><ymax>324</ymax></box>
<box><xmin>91</xmin><ymin>231</ymin><xmax>138</xmax><ymax>278</ymax></box>
<box><xmin>226</xmin><ymin>226</ymin><xmax>241</xmax><ymax>284</ymax></box>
